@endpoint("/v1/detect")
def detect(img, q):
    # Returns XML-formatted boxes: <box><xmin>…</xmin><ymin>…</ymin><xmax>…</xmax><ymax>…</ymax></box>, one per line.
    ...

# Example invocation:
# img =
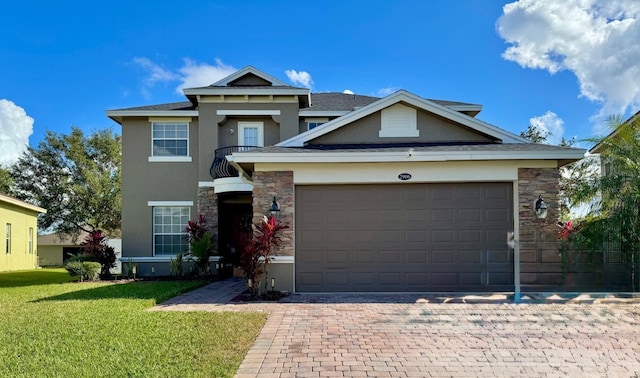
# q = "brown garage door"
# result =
<box><xmin>295</xmin><ymin>183</ymin><xmax>513</xmax><ymax>292</ymax></box>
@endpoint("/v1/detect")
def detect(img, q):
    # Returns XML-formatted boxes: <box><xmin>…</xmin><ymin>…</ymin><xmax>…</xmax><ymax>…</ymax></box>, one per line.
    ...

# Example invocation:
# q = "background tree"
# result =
<box><xmin>10</xmin><ymin>127</ymin><xmax>121</xmax><ymax>239</ymax></box>
<box><xmin>520</xmin><ymin>124</ymin><xmax>549</xmax><ymax>143</ymax></box>
<box><xmin>0</xmin><ymin>166</ymin><xmax>12</xmax><ymax>194</ymax></box>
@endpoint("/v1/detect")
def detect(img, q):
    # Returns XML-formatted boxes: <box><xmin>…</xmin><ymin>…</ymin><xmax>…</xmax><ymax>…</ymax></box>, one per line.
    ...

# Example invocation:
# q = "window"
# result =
<box><xmin>379</xmin><ymin>103</ymin><xmax>419</xmax><ymax>137</ymax></box>
<box><xmin>305</xmin><ymin>118</ymin><xmax>328</xmax><ymax>130</ymax></box>
<box><xmin>28</xmin><ymin>227</ymin><xmax>34</xmax><ymax>254</ymax></box>
<box><xmin>152</xmin><ymin>122</ymin><xmax>189</xmax><ymax>157</ymax></box>
<box><xmin>238</xmin><ymin>122</ymin><xmax>264</xmax><ymax>147</ymax></box>
<box><xmin>153</xmin><ymin>207</ymin><xmax>190</xmax><ymax>255</ymax></box>
<box><xmin>5</xmin><ymin>224</ymin><xmax>10</xmax><ymax>254</ymax></box>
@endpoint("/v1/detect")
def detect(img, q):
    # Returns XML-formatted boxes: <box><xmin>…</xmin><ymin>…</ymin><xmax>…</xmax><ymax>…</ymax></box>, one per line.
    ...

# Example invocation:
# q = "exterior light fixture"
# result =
<box><xmin>534</xmin><ymin>195</ymin><xmax>548</xmax><ymax>219</ymax></box>
<box><xmin>271</xmin><ymin>277</ymin><xmax>275</xmax><ymax>290</ymax></box>
<box><xmin>269</xmin><ymin>197</ymin><xmax>280</xmax><ymax>219</ymax></box>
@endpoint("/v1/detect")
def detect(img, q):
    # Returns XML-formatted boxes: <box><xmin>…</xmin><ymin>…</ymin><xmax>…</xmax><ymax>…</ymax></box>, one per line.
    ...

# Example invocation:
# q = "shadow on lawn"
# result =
<box><xmin>33</xmin><ymin>280</ymin><xmax>206</xmax><ymax>303</ymax></box>
<box><xmin>0</xmin><ymin>269</ymin><xmax>74</xmax><ymax>288</ymax></box>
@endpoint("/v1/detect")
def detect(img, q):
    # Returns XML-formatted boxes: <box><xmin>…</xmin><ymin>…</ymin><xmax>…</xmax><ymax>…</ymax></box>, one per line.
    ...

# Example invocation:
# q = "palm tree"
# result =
<box><xmin>565</xmin><ymin>114</ymin><xmax>640</xmax><ymax>290</ymax></box>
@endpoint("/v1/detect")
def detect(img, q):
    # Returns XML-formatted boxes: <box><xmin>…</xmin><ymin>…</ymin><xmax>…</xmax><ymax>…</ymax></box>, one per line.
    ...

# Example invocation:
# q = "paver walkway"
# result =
<box><xmin>152</xmin><ymin>279</ymin><xmax>640</xmax><ymax>377</ymax></box>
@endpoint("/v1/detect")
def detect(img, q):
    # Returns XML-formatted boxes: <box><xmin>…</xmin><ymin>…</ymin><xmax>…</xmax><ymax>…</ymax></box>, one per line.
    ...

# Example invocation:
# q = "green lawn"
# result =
<box><xmin>0</xmin><ymin>269</ymin><xmax>266</xmax><ymax>378</ymax></box>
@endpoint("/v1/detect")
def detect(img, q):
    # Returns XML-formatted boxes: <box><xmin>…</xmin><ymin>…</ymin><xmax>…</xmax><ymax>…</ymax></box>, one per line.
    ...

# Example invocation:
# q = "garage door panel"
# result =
<box><xmin>296</xmin><ymin>183</ymin><xmax>513</xmax><ymax>292</ymax></box>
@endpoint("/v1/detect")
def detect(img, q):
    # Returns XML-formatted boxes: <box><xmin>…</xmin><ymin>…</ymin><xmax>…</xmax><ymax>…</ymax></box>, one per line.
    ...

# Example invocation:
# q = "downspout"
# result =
<box><xmin>512</xmin><ymin>181</ymin><xmax>521</xmax><ymax>303</ymax></box>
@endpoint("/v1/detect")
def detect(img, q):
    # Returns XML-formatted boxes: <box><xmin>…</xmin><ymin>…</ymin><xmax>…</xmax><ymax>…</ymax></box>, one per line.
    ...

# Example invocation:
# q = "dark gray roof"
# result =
<box><xmin>109</xmin><ymin>101</ymin><xmax>195</xmax><ymax>112</ymax></box>
<box><xmin>306</xmin><ymin>93</ymin><xmax>380</xmax><ymax>111</ymax></box>
<box><xmin>237</xmin><ymin>143</ymin><xmax>584</xmax><ymax>154</ymax></box>
<box><xmin>305</xmin><ymin>92</ymin><xmax>481</xmax><ymax>112</ymax></box>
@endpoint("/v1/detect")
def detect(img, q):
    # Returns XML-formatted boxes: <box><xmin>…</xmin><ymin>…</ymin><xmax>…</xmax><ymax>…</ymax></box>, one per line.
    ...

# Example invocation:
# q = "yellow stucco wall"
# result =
<box><xmin>37</xmin><ymin>246</ymin><xmax>64</xmax><ymax>267</ymax></box>
<box><xmin>0</xmin><ymin>200</ymin><xmax>42</xmax><ymax>271</ymax></box>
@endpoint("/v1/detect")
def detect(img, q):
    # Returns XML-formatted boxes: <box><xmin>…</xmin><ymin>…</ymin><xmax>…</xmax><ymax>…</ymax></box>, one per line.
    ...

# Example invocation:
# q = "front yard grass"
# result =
<box><xmin>0</xmin><ymin>269</ymin><xmax>266</xmax><ymax>378</ymax></box>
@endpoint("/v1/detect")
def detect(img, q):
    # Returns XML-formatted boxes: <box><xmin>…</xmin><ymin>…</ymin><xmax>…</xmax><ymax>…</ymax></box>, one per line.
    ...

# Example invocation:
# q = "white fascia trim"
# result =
<box><xmin>213</xmin><ymin>176</ymin><xmax>254</xmax><ymax>194</ymax></box>
<box><xmin>278</xmin><ymin>90</ymin><xmax>528</xmax><ymax>147</ymax></box>
<box><xmin>106</xmin><ymin>110</ymin><xmax>198</xmax><ymax>117</ymax></box>
<box><xmin>232</xmin><ymin>149</ymin><xmax>586</xmax><ymax>164</ymax></box>
<box><xmin>183</xmin><ymin>87</ymin><xmax>309</xmax><ymax>96</ymax></box>
<box><xmin>210</xmin><ymin>66</ymin><xmax>289</xmax><ymax>87</ymax></box>
<box><xmin>198</xmin><ymin>181</ymin><xmax>215</xmax><ymax>187</ymax></box>
<box><xmin>147</xmin><ymin>201</ymin><xmax>194</xmax><ymax>207</ymax></box>
<box><xmin>299</xmin><ymin>110</ymin><xmax>349</xmax><ymax>117</ymax></box>
<box><xmin>148</xmin><ymin>156</ymin><xmax>192</xmax><ymax>162</ymax></box>
<box><xmin>217</xmin><ymin>109</ymin><xmax>281</xmax><ymax>116</ymax></box>
<box><xmin>0</xmin><ymin>194</ymin><xmax>46</xmax><ymax>213</ymax></box>
<box><xmin>120</xmin><ymin>256</ymin><xmax>224</xmax><ymax>263</ymax></box>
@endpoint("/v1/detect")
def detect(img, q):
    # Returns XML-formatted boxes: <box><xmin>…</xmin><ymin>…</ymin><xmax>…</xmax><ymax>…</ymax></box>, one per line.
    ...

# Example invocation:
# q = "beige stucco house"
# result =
<box><xmin>0</xmin><ymin>194</ymin><xmax>46</xmax><ymax>272</ymax></box>
<box><xmin>107</xmin><ymin>66</ymin><xmax>594</xmax><ymax>293</ymax></box>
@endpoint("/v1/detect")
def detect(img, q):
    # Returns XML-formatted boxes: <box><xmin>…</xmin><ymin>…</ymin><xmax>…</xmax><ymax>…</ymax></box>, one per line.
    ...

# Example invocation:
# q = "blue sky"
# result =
<box><xmin>2</xmin><ymin>0</ymin><xmax>639</xmax><ymax>165</ymax></box>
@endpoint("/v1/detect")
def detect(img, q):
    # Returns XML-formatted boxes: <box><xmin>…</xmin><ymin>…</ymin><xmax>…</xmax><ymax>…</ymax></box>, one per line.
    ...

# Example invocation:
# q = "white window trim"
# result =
<box><xmin>305</xmin><ymin>118</ymin><xmax>329</xmax><ymax>131</ymax></box>
<box><xmin>28</xmin><ymin>227</ymin><xmax>33</xmax><ymax>254</ymax></box>
<box><xmin>238</xmin><ymin>122</ymin><xmax>264</xmax><ymax>147</ymax></box>
<box><xmin>147</xmin><ymin>201</ymin><xmax>194</xmax><ymax>207</ymax></box>
<box><xmin>151</xmin><ymin>205</ymin><xmax>191</xmax><ymax>257</ymax></box>
<box><xmin>149</xmin><ymin>120</ymin><xmax>191</xmax><ymax>161</ymax></box>
<box><xmin>379</xmin><ymin>103</ymin><xmax>419</xmax><ymax>138</ymax></box>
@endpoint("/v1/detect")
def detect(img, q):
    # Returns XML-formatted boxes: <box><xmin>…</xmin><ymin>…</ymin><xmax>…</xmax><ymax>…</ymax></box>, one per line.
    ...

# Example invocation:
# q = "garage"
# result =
<box><xmin>295</xmin><ymin>182</ymin><xmax>514</xmax><ymax>292</ymax></box>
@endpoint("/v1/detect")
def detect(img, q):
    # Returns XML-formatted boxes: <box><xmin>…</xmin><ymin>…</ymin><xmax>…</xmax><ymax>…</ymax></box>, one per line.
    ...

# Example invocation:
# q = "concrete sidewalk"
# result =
<box><xmin>151</xmin><ymin>279</ymin><xmax>640</xmax><ymax>377</ymax></box>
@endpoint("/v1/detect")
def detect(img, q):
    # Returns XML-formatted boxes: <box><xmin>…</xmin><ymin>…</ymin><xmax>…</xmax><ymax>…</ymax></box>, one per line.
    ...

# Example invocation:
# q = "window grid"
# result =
<box><xmin>152</xmin><ymin>122</ymin><xmax>189</xmax><ymax>157</ymax></box>
<box><xmin>153</xmin><ymin>207</ymin><xmax>190</xmax><ymax>256</ymax></box>
<box><xmin>243</xmin><ymin>127</ymin><xmax>259</xmax><ymax>146</ymax></box>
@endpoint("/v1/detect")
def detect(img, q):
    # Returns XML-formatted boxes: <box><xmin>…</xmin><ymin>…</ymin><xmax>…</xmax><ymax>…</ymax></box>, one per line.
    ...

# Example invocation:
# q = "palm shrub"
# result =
<box><xmin>184</xmin><ymin>215</ymin><xmax>215</xmax><ymax>276</ymax></box>
<box><xmin>240</xmin><ymin>215</ymin><xmax>288</xmax><ymax>297</ymax></box>
<box><xmin>170</xmin><ymin>253</ymin><xmax>184</xmax><ymax>277</ymax></box>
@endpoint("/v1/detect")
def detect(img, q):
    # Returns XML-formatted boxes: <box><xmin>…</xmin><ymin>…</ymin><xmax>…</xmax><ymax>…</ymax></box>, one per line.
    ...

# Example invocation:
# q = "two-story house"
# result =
<box><xmin>107</xmin><ymin>66</ymin><xmax>588</xmax><ymax>293</ymax></box>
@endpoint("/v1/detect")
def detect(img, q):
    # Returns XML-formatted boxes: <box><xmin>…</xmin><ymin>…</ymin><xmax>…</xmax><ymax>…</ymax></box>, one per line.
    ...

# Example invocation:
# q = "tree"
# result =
<box><xmin>520</xmin><ymin>124</ymin><xmax>549</xmax><ymax>143</ymax></box>
<box><xmin>10</xmin><ymin>127</ymin><xmax>121</xmax><ymax>239</ymax></box>
<box><xmin>80</xmin><ymin>230</ymin><xmax>117</xmax><ymax>279</ymax></box>
<box><xmin>0</xmin><ymin>165</ymin><xmax>11</xmax><ymax>194</ymax></box>
<box><xmin>564</xmin><ymin>115</ymin><xmax>640</xmax><ymax>289</ymax></box>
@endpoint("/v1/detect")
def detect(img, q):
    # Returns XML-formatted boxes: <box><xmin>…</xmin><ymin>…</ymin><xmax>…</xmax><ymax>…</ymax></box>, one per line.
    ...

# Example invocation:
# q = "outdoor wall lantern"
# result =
<box><xmin>534</xmin><ymin>195</ymin><xmax>548</xmax><ymax>219</ymax></box>
<box><xmin>269</xmin><ymin>197</ymin><xmax>281</xmax><ymax>219</ymax></box>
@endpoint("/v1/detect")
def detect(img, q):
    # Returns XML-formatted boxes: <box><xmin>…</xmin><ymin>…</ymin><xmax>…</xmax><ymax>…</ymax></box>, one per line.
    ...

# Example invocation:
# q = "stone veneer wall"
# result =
<box><xmin>518</xmin><ymin>167</ymin><xmax>564</xmax><ymax>287</ymax></box>
<box><xmin>252</xmin><ymin>171</ymin><xmax>294</xmax><ymax>257</ymax></box>
<box><xmin>197</xmin><ymin>187</ymin><xmax>218</xmax><ymax>240</ymax></box>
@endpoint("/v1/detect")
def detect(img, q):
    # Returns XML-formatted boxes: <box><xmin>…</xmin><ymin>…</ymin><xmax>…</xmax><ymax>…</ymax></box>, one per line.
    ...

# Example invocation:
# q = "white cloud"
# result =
<box><xmin>285</xmin><ymin>69</ymin><xmax>313</xmax><ymax>89</ymax></box>
<box><xmin>376</xmin><ymin>86</ymin><xmax>399</xmax><ymax>97</ymax></box>
<box><xmin>497</xmin><ymin>0</ymin><xmax>640</xmax><ymax>126</ymax></box>
<box><xmin>529</xmin><ymin>111</ymin><xmax>565</xmax><ymax>145</ymax></box>
<box><xmin>131</xmin><ymin>57</ymin><xmax>237</xmax><ymax>96</ymax></box>
<box><xmin>343</xmin><ymin>89</ymin><xmax>354</xmax><ymax>95</ymax></box>
<box><xmin>176</xmin><ymin>58</ymin><xmax>236</xmax><ymax>94</ymax></box>
<box><xmin>0</xmin><ymin>100</ymin><xmax>34</xmax><ymax>166</ymax></box>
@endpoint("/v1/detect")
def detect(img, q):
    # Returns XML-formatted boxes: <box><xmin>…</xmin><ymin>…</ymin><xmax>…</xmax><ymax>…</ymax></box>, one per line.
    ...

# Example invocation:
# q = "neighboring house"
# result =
<box><xmin>108</xmin><ymin>66</ymin><xmax>593</xmax><ymax>293</ymax></box>
<box><xmin>0</xmin><ymin>194</ymin><xmax>46</xmax><ymax>272</ymax></box>
<box><xmin>38</xmin><ymin>232</ymin><xmax>123</xmax><ymax>273</ymax></box>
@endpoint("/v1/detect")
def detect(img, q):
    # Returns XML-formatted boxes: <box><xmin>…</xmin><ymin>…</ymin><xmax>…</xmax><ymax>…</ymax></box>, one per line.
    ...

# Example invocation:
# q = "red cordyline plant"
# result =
<box><xmin>241</xmin><ymin>215</ymin><xmax>288</xmax><ymax>297</ymax></box>
<box><xmin>80</xmin><ymin>230</ymin><xmax>116</xmax><ymax>279</ymax></box>
<box><xmin>183</xmin><ymin>215</ymin><xmax>215</xmax><ymax>276</ymax></box>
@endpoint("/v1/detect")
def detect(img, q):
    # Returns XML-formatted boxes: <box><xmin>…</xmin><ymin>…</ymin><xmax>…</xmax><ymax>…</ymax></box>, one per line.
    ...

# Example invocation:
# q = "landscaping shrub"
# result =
<box><xmin>80</xmin><ymin>230</ymin><xmax>116</xmax><ymax>279</ymax></box>
<box><xmin>170</xmin><ymin>254</ymin><xmax>183</xmax><ymax>277</ymax></box>
<box><xmin>184</xmin><ymin>215</ymin><xmax>215</xmax><ymax>276</ymax></box>
<box><xmin>64</xmin><ymin>261</ymin><xmax>101</xmax><ymax>281</ymax></box>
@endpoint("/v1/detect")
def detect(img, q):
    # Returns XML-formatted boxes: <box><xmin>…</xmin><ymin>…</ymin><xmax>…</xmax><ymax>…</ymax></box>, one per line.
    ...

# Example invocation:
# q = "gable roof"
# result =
<box><xmin>210</xmin><ymin>66</ymin><xmax>288</xmax><ymax>87</ymax></box>
<box><xmin>0</xmin><ymin>193</ymin><xmax>46</xmax><ymax>214</ymax></box>
<box><xmin>278</xmin><ymin>90</ymin><xmax>528</xmax><ymax>147</ymax></box>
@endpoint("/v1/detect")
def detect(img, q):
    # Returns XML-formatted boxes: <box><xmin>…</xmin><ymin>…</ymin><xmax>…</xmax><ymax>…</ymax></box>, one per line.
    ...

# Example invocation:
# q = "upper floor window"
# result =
<box><xmin>152</xmin><ymin>122</ymin><xmax>189</xmax><ymax>157</ymax></box>
<box><xmin>238</xmin><ymin>122</ymin><xmax>264</xmax><ymax>147</ymax></box>
<box><xmin>306</xmin><ymin>118</ymin><xmax>328</xmax><ymax>130</ymax></box>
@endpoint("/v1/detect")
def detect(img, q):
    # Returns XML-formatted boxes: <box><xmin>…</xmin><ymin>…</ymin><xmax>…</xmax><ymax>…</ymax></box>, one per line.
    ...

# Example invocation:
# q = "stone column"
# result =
<box><xmin>197</xmin><ymin>187</ymin><xmax>218</xmax><ymax>240</ymax></box>
<box><xmin>518</xmin><ymin>168</ymin><xmax>562</xmax><ymax>287</ymax></box>
<box><xmin>252</xmin><ymin>171</ymin><xmax>294</xmax><ymax>257</ymax></box>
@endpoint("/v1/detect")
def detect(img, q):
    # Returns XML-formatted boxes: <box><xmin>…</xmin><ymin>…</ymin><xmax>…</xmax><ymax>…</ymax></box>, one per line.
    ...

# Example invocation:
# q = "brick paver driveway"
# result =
<box><xmin>154</xmin><ymin>281</ymin><xmax>640</xmax><ymax>377</ymax></box>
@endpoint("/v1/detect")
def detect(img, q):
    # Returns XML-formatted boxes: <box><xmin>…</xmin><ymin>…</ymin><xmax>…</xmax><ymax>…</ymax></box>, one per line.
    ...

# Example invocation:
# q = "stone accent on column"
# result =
<box><xmin>518</xmin><ymin>168</ymin><xmax>562</xmax><ymax>287</ymax></box>
<box><xmin>252</xmin><ymin>171</ymin><xmax>294</xmax><ymax>257</ymax></box>
<box><xmin>197</xmin><ymin>187</ymin><xmax>218</xmax><ymax>241</ymax></box>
